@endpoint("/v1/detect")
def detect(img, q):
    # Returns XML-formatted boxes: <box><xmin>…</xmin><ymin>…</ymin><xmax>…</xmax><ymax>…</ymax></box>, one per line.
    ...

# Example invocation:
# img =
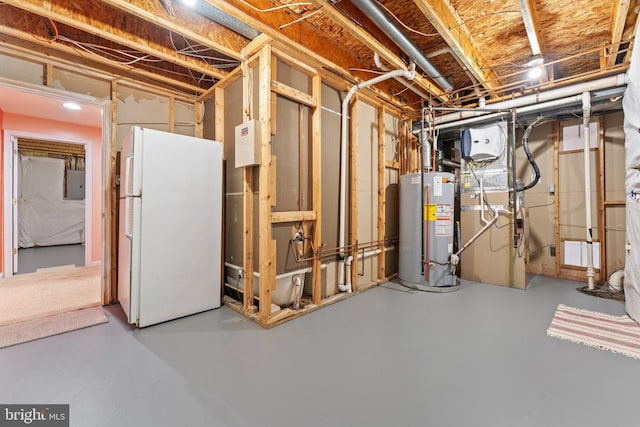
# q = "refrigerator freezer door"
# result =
<box><xmin>135</xmin><ymin>129</ymin><xmax>222</xmax><ymax>327</ymax></box>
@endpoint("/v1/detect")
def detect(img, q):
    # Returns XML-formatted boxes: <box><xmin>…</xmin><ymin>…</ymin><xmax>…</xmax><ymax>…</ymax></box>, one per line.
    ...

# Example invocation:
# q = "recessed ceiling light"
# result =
<box><xmin>63</xmin><ymin>102</ymin><xmax>81</xmax><ymax>110</ymax></box>
<box><xmin>528</xmin><ymin>67</ymin><xmax>543</xmax><ymax>80</ymax></box>
<box><xmin>525</xmin><ymin>55</ymin><xmax>544</xmax><ymax>67</ymax></box>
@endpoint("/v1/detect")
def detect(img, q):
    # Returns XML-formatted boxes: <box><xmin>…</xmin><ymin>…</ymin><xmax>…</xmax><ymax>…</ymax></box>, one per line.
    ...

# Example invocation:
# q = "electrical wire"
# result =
<box><xmin>279</xmin><ymin>9</ymin><xmax>322</xmax><ymax>29</ymax></box>
<box><xmin>521</xmin><ymin>116</ymin><xmax>545</xmax><ymax>191</ymax></box>
<box><xmin>374</xmin><ymin>0</ymin><xmax>439</xmax><ymax>38</ymax></box>
<box><xmin>30</xmin><ymin>18</ymin><xmax>59</xmax><ymax>44</ymax></box>
<box><xmin>238</xmin><ymin>0</ymin><xmax>313</xmax><ymax>13</ymax></box>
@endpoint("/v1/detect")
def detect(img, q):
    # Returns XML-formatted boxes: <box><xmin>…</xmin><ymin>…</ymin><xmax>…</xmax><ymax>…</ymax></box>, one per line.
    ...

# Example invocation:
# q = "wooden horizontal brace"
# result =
<box><xmin>270</xmin><ymin>211</ymin><xmax>317</xmax><ymax>223</ymax></box>
<box><xmin>273</xmin><ymin>48</ymin><xmax>318</xmax><ymax>76</ymax></box>
<box><xmin>385</xmin><ymin>160</ymin><xmax>400</xmax><ymax>169</ymax></box>
<box><xmin>603</xmin><ymin>200</ymin><xmax>626</xmax><ymax>206</ymax></box>
<box><xmin>271</xmin><ymin>81</ymin><xmax>316</xmax><ymax>108</ymax></box>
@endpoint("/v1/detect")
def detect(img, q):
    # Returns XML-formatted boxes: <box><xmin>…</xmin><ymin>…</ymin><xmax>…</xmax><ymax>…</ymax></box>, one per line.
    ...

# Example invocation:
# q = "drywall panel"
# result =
<box><xmin>384</xmin><ymin>113</ymin><xmax>400</xmax><ymax>162</ymax></box>
<box><xmin>174</xmin><ymin>101</ymin><xmax>195</xmax><ymax>137</ymax></box>
<box><xmin>116</xmin><ymin>85</ymin><xmax>169</xmax><ymax>149</ymax></box>
<box><xmin>0</xmin><ymin>54</ymin><xmax>42</xmax><ymax>85</ymax></box>
<box><xmin>272</xmin><ymin>96</ymin><xmax>308</xmax><ymax>212</ymax></box>
<box><xmin>276</xmin><ymin>59</ymin><xmax>310</xmax><ymax>93</ymax></box>
<box><xmin>558</xmin><ymin>151</ymin><xmax>599</xmax><ymax>240</ymax></box>
<box><xmin>356</xmin><ymin>101</ymin><xmax>377</xmax><ymax>239</ymax></box>
<box><xmin>52</xmin><ymin>69</ymin><xmax>110</xmax><ymax>100</ymax></box>
<box><xmin>320</xmin><ymin>84</ymin><xmax>341</xmax><ymax>253</ymax></box>
<box><xmin>385</xmin><ymin>168</ymin><xmax>399</xmax><ymax>275</ymax></box>
<box><xmin>223</xmin><ymin>79</ymin><xmax>244</xmax><ymax>267</ymax></box>
<box><xmin>605</xmin><ymin>206</ymin><xmax>626</xmax><ymax>273</ymax></box>
<box><xmin>604</xmin><ymin>111</ymin><xmax>625</xmax><ymax>200</ymax></box>
<box><xmin>203</xmin><ymin>97</ymin><xmax>216</xmax><ymax>141</ymax></box>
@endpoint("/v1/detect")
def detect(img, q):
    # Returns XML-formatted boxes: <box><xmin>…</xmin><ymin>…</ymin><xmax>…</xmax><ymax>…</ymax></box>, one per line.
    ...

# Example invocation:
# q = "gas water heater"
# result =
<box><xmin>399</xmin><ymin>172</ymin><xmax>458</xmax><ymax>291</ymax></box>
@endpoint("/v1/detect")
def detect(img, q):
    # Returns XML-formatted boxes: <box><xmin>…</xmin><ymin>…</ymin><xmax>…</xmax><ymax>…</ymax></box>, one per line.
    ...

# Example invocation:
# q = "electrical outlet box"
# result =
<box><xmin>550</xmin><ymin>244</ymin><xmax>556</xmax><ymax>257</ymax></box>
<box><xmin>235</xmin><ymin>119</ymin><xmax>261</xmax><ymax>168</ymax></box>
<box><xmin>549</xmin><ymin>183</ymin><xmax>555</xmax><ymax>194</ymax></box>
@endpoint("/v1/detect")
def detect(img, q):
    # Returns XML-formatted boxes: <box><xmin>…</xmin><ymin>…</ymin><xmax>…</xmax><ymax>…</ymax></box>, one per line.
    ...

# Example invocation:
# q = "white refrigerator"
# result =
<box><xmin>118</xmin><ymin>127</ymin><xmax>223</xmax><ymax>327</ymax></box>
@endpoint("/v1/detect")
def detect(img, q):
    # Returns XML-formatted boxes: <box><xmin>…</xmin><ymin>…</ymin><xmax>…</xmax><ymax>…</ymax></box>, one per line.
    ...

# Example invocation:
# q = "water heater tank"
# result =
<box><xmin>398</xmin><ymin>172</ymin><xmax>458</xmax><ymax>291</ymax></box>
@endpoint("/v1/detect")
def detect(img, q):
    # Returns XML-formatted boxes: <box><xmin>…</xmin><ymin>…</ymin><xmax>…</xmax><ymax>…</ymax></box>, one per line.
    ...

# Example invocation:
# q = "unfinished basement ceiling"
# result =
<box><xmin>0</xmin><ymin>0</ymin><xmax>637</xmax><ymax>108</ymax></box>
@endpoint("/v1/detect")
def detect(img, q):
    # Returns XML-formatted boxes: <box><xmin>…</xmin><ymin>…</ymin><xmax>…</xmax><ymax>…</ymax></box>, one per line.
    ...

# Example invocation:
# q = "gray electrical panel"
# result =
<box><xmin>66</xmin><ymin>169</ymin><xmax>85</xmax><ymax>200</ymax></box>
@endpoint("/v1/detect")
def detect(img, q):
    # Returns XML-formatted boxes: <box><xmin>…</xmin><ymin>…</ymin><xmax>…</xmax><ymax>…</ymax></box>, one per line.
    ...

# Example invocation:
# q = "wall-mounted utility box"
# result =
<box><xmin>235</xmin><ymin>119</ymin><xmax>261</xmax><ymax>168</ymax></box>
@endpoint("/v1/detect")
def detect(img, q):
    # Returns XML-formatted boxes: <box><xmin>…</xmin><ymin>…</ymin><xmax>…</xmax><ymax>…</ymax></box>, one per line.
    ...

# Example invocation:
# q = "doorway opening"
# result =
<box><xmin>15</xmin><ymin>137</ymin><xmax>88</xmax><ymax>274</ymax></box>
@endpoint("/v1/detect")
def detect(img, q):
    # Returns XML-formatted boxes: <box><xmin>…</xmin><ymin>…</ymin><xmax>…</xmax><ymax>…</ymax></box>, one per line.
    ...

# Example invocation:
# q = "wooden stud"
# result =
<box><xmin>240</xmin><ymin>33</ymin><xmax>272</xmax><ymax>60</ymax></box>
<box><xmin>349</xmin><ymin>96</ymin><xmax>359</xmax><ymax>291</ymax></box>
<box><xmin>377</xmin><ymin>107</ymin><xmax>386</xmax><ymax>281</ymax></box>
<box><xmin>214</xmin><ymin>88</ymin><xmax>225</xmax><ymax>142</ymax></box>
<box><xmin>298</xmin><ymin>104</ymin><xmax>305</xmax><ymax>210</ymax></box>
<box><xmin>241</xmin><ymin>55</ymin><xmax>255</xmax><ymax>313</ymax></box>
<box><xmin>107</xmin><ymin>80</ymin><xmax>118</xmax><ymax>304</ymax></box>
<box><xmin>273</xmin><ymin>48</ymin><xmax>318</xmax><ymax>76</ymax></box>
<box><xmin>169</xmin><ymin>96</ymin><xmax>175</xmax><ymax>133</ymax></box>
<box><xmin>44</xmin><ymin>63</ymin><xmax>53</xmax><ymax>87</ymax></box>
<box><xmin>608</xmin><ymin>0</ymin><xmax>632</xmax><ymax>67</ymax></box>
<box><xmin>271</xmin><ymin>56</ymin><xmax>278</xmax><ymax>134</ymax></box>
<box><xmin>258</xmin><ymin>44</ymin><xmax>274</xmax><ymax>322</ymax></box>
<box><xmin>311</xmin><ymin>74</ymin><xmax>322</xmax><ymax>305</ymax></box>
<box><xmin>271</xmin><ymin>211</ymin><xmax>316</xmax><ymax>223</ymax></box>
<box><xmin>194</xmin><ymin>101</ymin><xmax>203</xmax><ymax>138</ymax></box>
<box><xmin>598</xmin><ymin>115</ymin><xmax>606</xmax><ymax>280</ymax></box>
<box><xmin>554</xmin><ymin>121</ymin><xmax>561</xmax><ymax>276</ymax></box>
<box><xmin>271</xmin><ymin>81</ymin><xmax>317</xmax><ymax>108</ymax></box>
<box><xmin>385</xmin><ymin>160</ymin><xmax>400</xmax><ymax>170</ymax></box>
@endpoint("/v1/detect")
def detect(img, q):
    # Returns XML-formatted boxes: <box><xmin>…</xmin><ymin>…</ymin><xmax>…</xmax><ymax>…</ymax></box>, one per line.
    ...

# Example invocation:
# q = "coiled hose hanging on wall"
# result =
<box><xmin>521</xmin><ymin>116</ymin><xmax>546</xmax><ymax>191</ymax></box>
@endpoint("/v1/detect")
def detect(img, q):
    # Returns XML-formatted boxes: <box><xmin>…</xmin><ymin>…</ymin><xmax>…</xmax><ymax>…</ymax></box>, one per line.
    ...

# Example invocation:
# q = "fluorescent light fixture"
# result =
<box><xmin>528</xmin><ymin>67</ymin><xmax>543</xmax><ymax>80</ymax></box>
<box><xmin>63</xmin><ymin>102</ymin><xmax>81</xmax><ymax>110</ymax></box>
<box><xmin>181</xmin><ymin>0</ymin><xmax>197</xmax><ymax>6</ymax></box>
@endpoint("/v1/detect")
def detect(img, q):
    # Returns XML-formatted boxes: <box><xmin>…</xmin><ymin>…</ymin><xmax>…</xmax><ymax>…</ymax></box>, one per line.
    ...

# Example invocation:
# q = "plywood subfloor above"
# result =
<box><xmin>0</xmin><ymin>266</ymin><xmax>101</xmax><ymax>326</ymax></box>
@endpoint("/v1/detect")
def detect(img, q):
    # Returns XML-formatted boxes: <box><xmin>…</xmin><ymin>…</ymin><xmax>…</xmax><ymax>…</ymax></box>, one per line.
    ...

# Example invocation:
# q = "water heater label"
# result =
<box><xmin>434</xmin><ymin>204</ymin><xmax>452</xmax><ymax>236</ymax></box>
<box><xmin>433</xmin><ymin>176</ymin><xmax>443</xmax><ymax>197</ymax></box>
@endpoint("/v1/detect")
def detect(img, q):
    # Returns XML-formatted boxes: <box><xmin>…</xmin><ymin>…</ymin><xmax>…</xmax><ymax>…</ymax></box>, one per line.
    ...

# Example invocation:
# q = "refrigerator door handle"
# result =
<box><xmin>125</xmin><ymin>154</ymin><xmax>135</xmax><ymax>239</ymax></box>
<box><xmin>125</xmin><ymin>154</ymin><xmax>136</xmax><ymax>197</ymax></box>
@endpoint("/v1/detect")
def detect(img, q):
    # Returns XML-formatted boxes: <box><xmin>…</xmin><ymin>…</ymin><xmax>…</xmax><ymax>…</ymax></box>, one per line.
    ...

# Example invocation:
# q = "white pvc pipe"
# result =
<box><xmin>338</xmin><ymin>65</ymin><xmax>415</xmax><ymax>292</ymax></box>
<box><xmin>344</xmin><ymin>255</ymin><xmax>354</xmax><ymax>293</ymax></box>
<box><xmin>582</xmin><ymin>91</ymin><xmax>596</xmax><ymax>290</ymax></box>
<box><xmin>434</xmin><ymin>74</ymin><xmax>627</xmax><ymax>126</ymax></box>
<box><xmin>374</xmin><ymin>53</ymin><xmax>430</xmax><ymax>100</ymax></box>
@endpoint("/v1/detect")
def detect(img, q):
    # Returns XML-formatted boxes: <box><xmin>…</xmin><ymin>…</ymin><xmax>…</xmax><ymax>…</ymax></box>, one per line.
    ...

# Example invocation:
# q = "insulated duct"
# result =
<box><xmin>349</xmin><ymin>0</ymin><xmax>454</xmax><ymax>92</ymax></box>
<box><xmin>190</xmin><ymin>1</ymin><xmax>260</xmax><ymax>40</ymax></box>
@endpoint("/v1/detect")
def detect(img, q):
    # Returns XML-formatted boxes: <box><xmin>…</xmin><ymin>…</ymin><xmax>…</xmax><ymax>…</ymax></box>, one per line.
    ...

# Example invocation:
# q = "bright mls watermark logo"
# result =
<box><xmin>0</xmin><ymin>405</ymin><xmax>68</xmax><ymax>426</ymax></box>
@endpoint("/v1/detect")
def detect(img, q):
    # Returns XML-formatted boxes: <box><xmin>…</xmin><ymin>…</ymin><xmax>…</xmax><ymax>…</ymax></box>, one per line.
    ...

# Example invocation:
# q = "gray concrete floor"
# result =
<box><xmin>17</xmin><ymin>244</ymin><xmax>85</xmax><ymax>274</ymax></box>
<box><xmin>0</xmin><ymin>275</ymin><xmax>638</xmax><ymax>427</ymax></box>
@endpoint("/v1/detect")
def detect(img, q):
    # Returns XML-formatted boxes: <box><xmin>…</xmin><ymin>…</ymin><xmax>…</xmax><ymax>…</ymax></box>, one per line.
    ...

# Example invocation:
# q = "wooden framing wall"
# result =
<box><xmin>214</xmin><ymin>39</ymin><xmax>406</xmax><ymax>328</ymax></box>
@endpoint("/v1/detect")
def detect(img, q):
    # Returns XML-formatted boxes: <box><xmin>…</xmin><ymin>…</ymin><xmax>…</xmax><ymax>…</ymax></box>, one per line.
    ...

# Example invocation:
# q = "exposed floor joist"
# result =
<box><xmin>609</xmin><ymin>0</ymin><xmax>632</xmax><ymax>66</ymax></box>
<box><xmin>412</xmin><ymin>0</ymin><xmax>501</xmax><ymax>96</ymax></box>
<box><xmin>3</xmin><ymin>0</ymin><xmax>228</xmax><ymax>80</ymax></box>
<box><xmin>100</xmin><ymin>0</ymin><xmax>247</xmax><ymax>61</ymax></box>
<box><xmin>307</xmin><ymin>0</ymin><xmax>447</xmax><ymax>101</ymax></box>
<box><xmin>0</xmin><ymin>25</ymin><xmax>204</xmax><ymax>94</ymax></box>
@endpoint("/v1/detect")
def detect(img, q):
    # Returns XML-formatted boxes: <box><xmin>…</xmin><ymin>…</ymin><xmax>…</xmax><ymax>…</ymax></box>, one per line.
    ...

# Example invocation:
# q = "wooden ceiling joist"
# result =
<box><xmin>0</xmin><ymin>24</ymin><xmax>204</xmax><ymax>94</ymax></box>
<box><xmin>307</xmin><ymin>0</ymin><xmax>446</xmax><ymax>101</ymax></box>
<box><xmin>202</xmin><ymin>0</ymin><xmax>423</xmax><ymax>108</ymax></box>
<box><xmin>412</xmin><ymin>0</ymin><xmax>501</xmax><ymax>96</ymax></box>
<box><xmin>609</xmin><ymin>0</ymin><xmax>632</xmax><ymax>66</ymax></box>
<box><xmin>3</xmin><ymin>0</ymin><xmax>228</xmax><ymax>80</ymax></box>
<box><xmin>518</xmin><ymin>0</ymin><xmax>544</xmax><ymax>56</ymax></box>
<box><xmin>100</xmin><ymin>0</ymin><xmax>247</xmax><ymax>61</ymax></box>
